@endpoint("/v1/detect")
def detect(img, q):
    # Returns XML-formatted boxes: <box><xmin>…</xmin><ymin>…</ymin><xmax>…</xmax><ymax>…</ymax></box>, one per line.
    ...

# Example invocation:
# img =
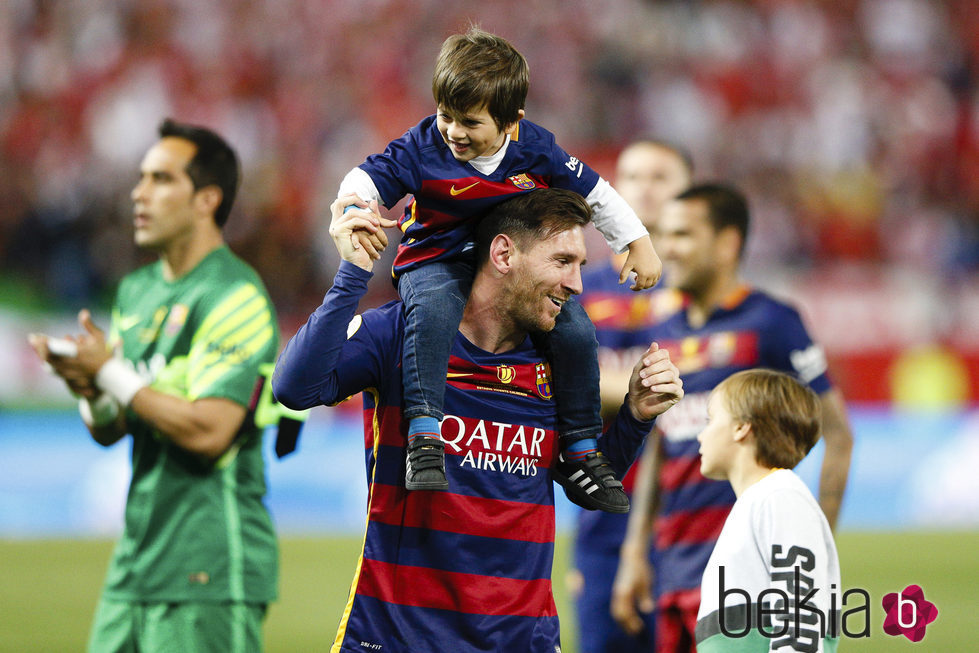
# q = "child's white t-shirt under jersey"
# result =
<box><xmin>696</xmin><ymin>469</ymin><xmax>841</xmax><ymax>652</ymax></box>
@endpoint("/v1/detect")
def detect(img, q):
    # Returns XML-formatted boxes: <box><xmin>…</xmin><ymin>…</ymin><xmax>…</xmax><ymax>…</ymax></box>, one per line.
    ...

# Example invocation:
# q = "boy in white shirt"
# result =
<box><xmin>695</xmin><ymin>369</ymin><xmax>842</xmax><ymax>652</ymax></box>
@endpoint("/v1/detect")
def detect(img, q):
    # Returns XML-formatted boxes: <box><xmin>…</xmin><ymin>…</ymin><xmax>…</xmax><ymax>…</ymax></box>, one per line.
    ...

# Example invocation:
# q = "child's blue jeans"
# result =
<box><xmin>398</xmin><ymin>259</ymin><xmax>602</xmax><ymax>442</ymax></box>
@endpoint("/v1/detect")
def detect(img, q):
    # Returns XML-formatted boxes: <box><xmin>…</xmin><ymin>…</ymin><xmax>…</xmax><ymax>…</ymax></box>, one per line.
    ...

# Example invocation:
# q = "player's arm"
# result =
<box><xmin>816</xmin><ymin>388</ymin><xmax>853</xmax><ymax>530</ymax></box>
<box><xmin>599</xmin><ymin>342</ymin><xmax>681</xmax><ymax>476</ymax></box>
<box><xmin>273</xmin><ymin>198</ymin><xmax>387</xmax><ymax>410</ymax></box>
<box><xmin>769</xmin><ymin>304</ymin><xmax>852</xmax><ymax>530</ymax></box>
<box><xmin>95</xmin><ymin>307</ymin><xmax>269</xmax><ymax>460</ymax></box>
<box><xmin>338</xmin><ymin>122</ymin><xmax>427</xmax><ymax>219</ymax></box>
<box><xmin>601</xmin><ymin>345</ymin><xmax>677</xmax><ymax>628</ymax></box>
<box><xmin>31</xmin><ymin>311</ymin><xmax>248</xmax><ymax>460</ymax></box>
<box><xmin>129</xmin><ymin>393</ymin><xmax>247</xmax><ymax>459</ymax></box>
<box><xmin>27</xmin><ymin>330</ymin><xmax>128</xmax><ymax>448</ymax></box>
<box><xmin>611</xmin><ymin>434</ymin><xmax>663</xmax><ymax>634</ymax></box>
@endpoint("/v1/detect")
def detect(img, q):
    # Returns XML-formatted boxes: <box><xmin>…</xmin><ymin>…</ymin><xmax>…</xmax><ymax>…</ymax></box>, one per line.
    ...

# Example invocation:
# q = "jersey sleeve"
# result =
<box><xmin>544</xmin><ymin>134</ymin><xmax>646</xmax><ymax>254</ymax></box>
<box><xmin>598</xmin><ymin>401</ymin><xmax>657</xmax><ymax>476</ymax></box>
<box><xmin>185</xmin><ymin>282</ymin><xmax>277</xmax><ymax>406</ymax></box>
<box><xmin>272</xmin><ymin>261</ymin><xmax>397</xmax><ymax>409</ymax></box>
<box><xmin>338</xmin><ymin>167</ymin><xmax>383</xmax><ymax>205</ymax></box>
<box><xmin>585</xmin><ymin>179</ymin><xmax>649</xmax><ymax>254</ymax></box>
<box><xmin>763</xmin><ymin>303</ymin><xmax>832</xmax><ymax>395</ymax></box>
<box><xmin>355</xmin><ymin>123</ymin><xmax>426</xmax><ymax>208</ymax></box>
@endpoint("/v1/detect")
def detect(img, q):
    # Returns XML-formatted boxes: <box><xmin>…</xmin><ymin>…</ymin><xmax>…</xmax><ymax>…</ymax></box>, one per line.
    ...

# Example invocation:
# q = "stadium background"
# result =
<box><xmin>1</xmin><ymin>0</ymin><xmax>977</xmax><ymax>650</ymax></box>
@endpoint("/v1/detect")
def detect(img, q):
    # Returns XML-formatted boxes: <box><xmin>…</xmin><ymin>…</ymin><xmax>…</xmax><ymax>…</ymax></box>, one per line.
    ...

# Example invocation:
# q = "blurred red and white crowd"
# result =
<box><xmin>2</xmin><ymin>0</ymin><xmax>979</xmax><ymax>401</ymax></box>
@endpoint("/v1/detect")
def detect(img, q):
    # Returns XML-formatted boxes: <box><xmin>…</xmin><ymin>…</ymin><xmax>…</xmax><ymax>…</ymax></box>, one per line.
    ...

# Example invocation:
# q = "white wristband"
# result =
<box><xmin>79</xmin><ymin>394</ymin><xmax>121</xmax><ymax>427</ymax></box>
<box><xmin>95</xmin><ymin>358</ymin><xmax>148</xmax><ymax>407</ymax></box>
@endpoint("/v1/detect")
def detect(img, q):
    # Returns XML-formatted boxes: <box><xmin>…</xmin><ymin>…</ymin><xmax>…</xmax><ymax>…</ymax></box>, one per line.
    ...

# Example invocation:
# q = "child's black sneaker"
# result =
<box><xmin>405</xmin><ymin>437</ymin><xmax>450</xmax><ymax>491</ymax></box>
<box><xmin>552</xmin><ymin>451</ymin><xmax>629</xmax><ymax>513</ymax></box>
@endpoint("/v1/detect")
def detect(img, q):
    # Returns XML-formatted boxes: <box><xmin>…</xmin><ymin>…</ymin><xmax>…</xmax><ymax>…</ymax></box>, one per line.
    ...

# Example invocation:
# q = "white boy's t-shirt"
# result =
<box><xmin>696</xmin><ymin>469</ymin><xmax>841</xmax><ymax>652</ymax></box>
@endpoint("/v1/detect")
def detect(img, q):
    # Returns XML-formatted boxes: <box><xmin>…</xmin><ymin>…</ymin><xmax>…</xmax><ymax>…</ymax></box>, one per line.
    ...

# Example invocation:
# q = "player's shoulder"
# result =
<box><xmin>377</xmin><ymin>114</ymin><xmax>449</xmax><ymax>164</ymax></box>
<box><xmin>405</xmin><ymin>115</ymin><xmax>443</xmax><ymax>148</ymax></box>
<box><xmin>119</xmin><ymin>259</ymin><xmax>158</xmax><ymax>286</ymax></box>
<box><xmin>187</xmin><ymin>248</ymin><xmax>275</xmax><ymax>320</ymax></box>
<box><xmin>751</xmin><ymin>470</ymin><xmax>818</xmax><ymax>515</ymax></box>
<box><xmin>201</xmin><ymin>248</ymin><xmax>269</xmax><ymax>294</ymax></box>
<box><xmin>740</xmin><ymin>288</ymin><xmax>806</xmax><ymax>323</ymax></box>
<box><xmin>356</xmin><ymin>299</ymin><xmax>405</xmax><ymax>341</ymax></box>
<box><xmin>512</xmin><ymin>118</ymin><xmax>556</xmax><ymax>147</ymax></box>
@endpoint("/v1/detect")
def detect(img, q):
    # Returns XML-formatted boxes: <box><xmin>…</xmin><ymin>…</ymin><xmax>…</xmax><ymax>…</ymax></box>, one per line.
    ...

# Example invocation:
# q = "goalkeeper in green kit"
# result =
<box><xmin>29</xmin><ymin>119</ymin><xmax>298</xmax><ymax>652</ymax></box>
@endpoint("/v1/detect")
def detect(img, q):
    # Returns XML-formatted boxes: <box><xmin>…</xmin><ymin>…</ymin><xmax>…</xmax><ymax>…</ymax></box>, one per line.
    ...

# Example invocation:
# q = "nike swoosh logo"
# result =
<box><xmin>117</xmin><ymin>315</ymin><xmax>142</xmax><ymax>331</ymax></box>
<box><xmin>449</xmin><ymin>181</ymin><xmax>479</xmax><ymax>196</ymax></box>
<box><xmin>446</xmin><ymin>372</ymin><xmax>472</xmax><ymax>379</ymax></box>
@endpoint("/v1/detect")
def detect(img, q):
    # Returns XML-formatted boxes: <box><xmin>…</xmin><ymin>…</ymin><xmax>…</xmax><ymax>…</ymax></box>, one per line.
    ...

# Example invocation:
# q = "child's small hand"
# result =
<box><xmin>619</xmin><ymin>236</ymin><xmax>662</xmax><ymax>291</ymax></box>
<box><xmin>339</xmin><ymin>195</ymin><xmax>399</xmax><ymax>229</ymax></box>
<box><xmin>331</xmin><ymin>196</ymin><xmax>392</xmax><ymax>270</ymax></box>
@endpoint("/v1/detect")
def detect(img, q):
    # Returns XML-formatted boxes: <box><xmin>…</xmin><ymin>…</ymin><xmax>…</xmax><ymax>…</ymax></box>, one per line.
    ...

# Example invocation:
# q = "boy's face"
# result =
<box><xmin>436</xmin><ymin>105</ymin><xmax>523</xmax><ymax>162</ymax></box>
<box><xmin>697</xmin><ymin>387</ymin><xmax>740</xmax><ymax>480</ymax></box>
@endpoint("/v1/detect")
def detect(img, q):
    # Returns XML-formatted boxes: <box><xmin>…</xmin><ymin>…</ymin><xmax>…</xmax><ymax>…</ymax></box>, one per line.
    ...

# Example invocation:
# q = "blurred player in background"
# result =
<box><xmin>694</xmin><ymin>369</ymin><xmax>841</xmax><ymax>652</ymax></box>
<box><xmin>273</xmin><ymin>188</ymin><xmax>682</xmax><ymax>653</ymax></box>
<box><xmin>571</xmin><ymin>139</ymin><xmax>694</xmax><ymax>652</ymax></box>
<box><xmin>29</xmin><ymin>120</ymin><xmax>280</xmax><ymax>652</ymax></box>
<box><xmin>611</xmin><ymin>183</ymin><xmax>853</xmax><ymax>653</ymax></box>
<box><xmin>337</xmin><ymin>26</ymin><xmax>661</xmax><ymax>513</ymax></box>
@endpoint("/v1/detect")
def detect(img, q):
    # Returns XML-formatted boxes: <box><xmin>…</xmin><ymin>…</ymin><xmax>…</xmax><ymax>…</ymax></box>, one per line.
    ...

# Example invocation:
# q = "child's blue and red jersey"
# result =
<box><xmin>643</xmin><ymin>285</ymin><xmax>832</xmax><ymax>612</ymax></box>
<box><xmin>356</xmin><ymin>115</ymin><xmax>639</xmax><ymax>277</ymax></box>
<box><xmin>272</xmin><ymin>261</ymin><xmax>654</xmax><ymax>653</ymax></box>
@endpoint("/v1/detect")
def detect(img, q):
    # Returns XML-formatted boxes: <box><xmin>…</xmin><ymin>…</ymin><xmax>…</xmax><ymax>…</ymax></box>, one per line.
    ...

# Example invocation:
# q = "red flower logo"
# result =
<box><xmin>882</xmin><ymin>584</ymin><xmax>938</xmax><ymax>642</ymax></box>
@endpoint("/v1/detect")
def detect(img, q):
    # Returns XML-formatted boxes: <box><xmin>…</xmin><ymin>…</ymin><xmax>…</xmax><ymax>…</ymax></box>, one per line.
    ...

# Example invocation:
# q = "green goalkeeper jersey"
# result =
<box><xmin>101</xmin><ymin>245</ymin><xmax>278</xmax><ymax>604</ymax></box>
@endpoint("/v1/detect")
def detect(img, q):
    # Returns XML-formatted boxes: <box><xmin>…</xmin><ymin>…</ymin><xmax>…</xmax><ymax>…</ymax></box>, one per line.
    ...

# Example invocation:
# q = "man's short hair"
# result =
<box><xmin>475</xmin><ymin>189</ymin><xmax>592</xmax><ymax>265</ymax></box>
<box><xmin>158</xmin><ymin>118</ymin><xmax>240</xmax><ymax>228</ymax></box>
<box><xmin>674</xmin><ymin>183</ymin><xmax>749</xmax><ymax>257</ymax></box>
<box><xmin>717</xmin><ymin>369</ymin><xmax>821</xmax><ymax>469</ymax></box>
<box><xmin>432</xmin><ymin>26</ymin><xmax>528</xmax><ymax>129</ymax></box>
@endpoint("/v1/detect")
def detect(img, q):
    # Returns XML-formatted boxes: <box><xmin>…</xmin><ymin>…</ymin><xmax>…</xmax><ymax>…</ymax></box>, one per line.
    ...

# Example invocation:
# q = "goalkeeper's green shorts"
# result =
<box><xmin>87</xmin><ymin>597</ymin><xmax>267</xmax><ymax>652</ymax></box>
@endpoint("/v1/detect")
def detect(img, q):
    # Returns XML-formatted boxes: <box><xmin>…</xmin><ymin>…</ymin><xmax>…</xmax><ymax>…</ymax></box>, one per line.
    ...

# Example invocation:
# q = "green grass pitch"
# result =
<box><xmin>1</xmin><ymin>532</ymin><xmax>975</xmax><ymax>651</ymax></box>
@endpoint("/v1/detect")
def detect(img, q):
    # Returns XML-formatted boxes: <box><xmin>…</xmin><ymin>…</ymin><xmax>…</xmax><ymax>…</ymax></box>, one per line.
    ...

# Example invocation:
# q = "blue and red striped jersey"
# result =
<box><xmin>359</xmin><ymin>115</ymin><xmax>601</xmax><ymax>277</ymax></box>
<box><xmin>575</xmin><ymin>261</ymin><xmax>684</xmax><ymax>556</ymax></box>
<box><xmin>643</xmin><ymin>285</ymin><xmax>832</xmax><ymax>605</ymax></box>
<box><xmin>272</xmin><ymin>262</ymin><xmax>653</xmax><ymax>652</ymax></box>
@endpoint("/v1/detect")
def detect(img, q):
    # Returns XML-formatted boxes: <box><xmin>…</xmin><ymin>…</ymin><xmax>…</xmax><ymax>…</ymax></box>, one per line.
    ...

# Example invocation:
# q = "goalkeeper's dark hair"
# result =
<box><xmin>475</xmin><ymin>189</ymin><xmax>592</xmax><ymax>266</ymax></box>
<box><xmin>158</xmin><ymin>118</ymin><xmax>240</xmax><ymax>228</ymax></box>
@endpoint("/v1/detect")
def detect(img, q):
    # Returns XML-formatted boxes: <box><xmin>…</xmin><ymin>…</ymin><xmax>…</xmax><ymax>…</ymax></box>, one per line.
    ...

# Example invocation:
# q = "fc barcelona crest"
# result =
<box><xmin>535</xmin><ymin>362</ymin><xmax>552</xmax><ymax>400</ymax></box>
<box><xmin>497</xmin><ymin>365</ymin><xmax>515</xmax><ymax>384</ymax></box>
<box><xmin>509</xmin><ymin>174</ymin><xmax>537</xmax><ymax>190</ymax></box>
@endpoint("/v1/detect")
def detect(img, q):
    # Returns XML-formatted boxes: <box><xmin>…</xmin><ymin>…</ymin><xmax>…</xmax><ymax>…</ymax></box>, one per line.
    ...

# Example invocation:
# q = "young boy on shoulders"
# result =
<box><xmin>337</xmin><ymin>26</ymin><xmax>661</xmax><ymax>511</ymax></box>
<box><xmin>695</xmin><ymin>369</ymin><xmax>842</xmax><ymax>652</ymax></box>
